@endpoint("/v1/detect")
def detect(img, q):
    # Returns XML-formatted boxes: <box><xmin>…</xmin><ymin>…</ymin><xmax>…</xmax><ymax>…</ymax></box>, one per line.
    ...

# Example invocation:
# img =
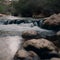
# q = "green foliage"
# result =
<box><xmin>0</xmin><ymin>0</ymin><xmax>12</xmax><ymax>14</ymax></box>
<box><xmin>0</xmin><ymin>0</ymin><xmax>60</xmax><ymax>16</ymax></box>
<box><xmin>14</xmin><ymin>0</ymin><xmax>43</xmax><ymax>17</ymax></box>
<box><xmin>0</xmin><ymin>5</ymin><xmax>3</xmax><ymax>13</ymax></box>
<box><xmin>13</xmin><ymin>0</ymin><xmax>60</xmax><ymax>17</ymax></box>
<box><xmin>0</xmin><ymin>0</ymin><xmax>7</xmax><ymax>13</ymax></box>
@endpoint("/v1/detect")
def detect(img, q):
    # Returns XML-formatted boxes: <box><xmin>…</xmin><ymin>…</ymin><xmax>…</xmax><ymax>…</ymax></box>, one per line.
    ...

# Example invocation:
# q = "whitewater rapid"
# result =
<box><xmin>0</xmin><ymin>16</ymin><xmax>56</xmax><ymax>60</ymax></box>
<box><xmin>0</xmin><ymin>36</ymin><xmax>22</xmax><ymax>60</ymax></box>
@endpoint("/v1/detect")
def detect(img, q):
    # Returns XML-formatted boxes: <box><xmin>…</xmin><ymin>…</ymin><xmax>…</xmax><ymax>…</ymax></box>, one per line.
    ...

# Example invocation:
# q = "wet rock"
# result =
<box><xmin>56</xmin><ymin>31</ymin><xmax>60</xmax><ymax>40</ymax></box>
<box><xmin>28</xmin><ymin>51</ymin><xmax>40</xmax><ymax>60</ymax></box>
<box><xmin>43</xmin><ymin>14</ymin><xmax>60</xmax><ymax>30</ymax></box>
<box><xmin>14</xmin><ymin>49</ymin><xmax>40</xmax><ymax>60</ymax></box>
<box><xmin>23</xmin><ymin>39</ymin><xmax>59</xmax><ymax>59</ymax></box>
<box><xmin>50</xmin><ymin>58</ymin><xmax>60</xmax><ymax>60</ymax></box>
<box><xmin>21</xmin><ymin>27</ymin><xmax>56</xmax><ymax>40</ymax></box>
<box><xmin>15</xmin><ymin>49</ymin><xmax>28</xmax><ymax>58</ymax></box>
<box><xmin>22</xmin><ymin>30</ymin><xmax>40</xmax><ymax>39</ymax></box>
<box><xmin>20</xmin><ymin>23</ymin><xmax>34</xmax><ymax>27</ymax></box>
<box><xmin>23</xmin><ymin>39</ymin><xmax>56</xmax><ymax>51</ymax></box>
<box><xmin>53</xmin><ymin>31</ymin><xmax>60</xmax><ymax>48</ymax></box>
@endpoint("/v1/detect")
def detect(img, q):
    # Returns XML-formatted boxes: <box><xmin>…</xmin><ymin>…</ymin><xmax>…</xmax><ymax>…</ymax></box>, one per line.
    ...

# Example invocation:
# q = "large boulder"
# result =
<box><xmin>22</xmin><ymin>29</ymin><xmax>56</xmax><ymax>40</ymax></box>
<box><xmin>14</xmin><ymin>49</ymin><xmax>40</xmax><ymax>60</ymax></box>
<box><xmin>23</xmin><ymin>39</ymin><xmax>59</xmax><ymax>59</ymax></box>
<box><xmin>23</xmin><ymin>39</ymin><xmax>56</xmax><ymax>51</ymax></box>
<box><xmin>22</xmin><ymin>30</ymin><xmax>40</xmax><ymax>39</ymax></box>
<box><xmin>43</xmin><ymin>14</ymin><xmax>60</xmax><ymax>30</ymax></box>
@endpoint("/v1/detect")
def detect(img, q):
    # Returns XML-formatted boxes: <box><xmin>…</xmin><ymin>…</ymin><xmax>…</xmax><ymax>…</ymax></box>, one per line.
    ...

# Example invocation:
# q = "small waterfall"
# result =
<box><xmin>0</xmin><ymin>16</ymin><xmax>57</xmax><ymax>60</ymax></box>
<box><xmin>0</xmin><ymin>18</ymin><xmax>44</xmax><ymax>28</ymax></box>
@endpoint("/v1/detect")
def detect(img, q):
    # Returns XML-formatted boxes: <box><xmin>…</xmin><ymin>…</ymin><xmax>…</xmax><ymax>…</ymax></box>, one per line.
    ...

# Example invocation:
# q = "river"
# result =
<box><xmin>0</xmin><ymin>16</ymin><xmax>57</xmax><ymax>60</ymax></box>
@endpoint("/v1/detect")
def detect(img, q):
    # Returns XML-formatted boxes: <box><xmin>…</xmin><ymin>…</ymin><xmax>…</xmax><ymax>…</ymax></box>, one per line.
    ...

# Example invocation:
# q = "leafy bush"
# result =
<box><xmin>12</xmin><ymin>0</ymin><xmax>60</xmax><ymax>17</ymax></box>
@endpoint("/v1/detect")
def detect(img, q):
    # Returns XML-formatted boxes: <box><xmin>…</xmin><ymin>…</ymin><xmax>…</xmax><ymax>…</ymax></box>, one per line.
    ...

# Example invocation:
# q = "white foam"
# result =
<box><xmin>0</xmin><ymin>36</ymin><xmax>22</xmax><ymax>60</ymax></box>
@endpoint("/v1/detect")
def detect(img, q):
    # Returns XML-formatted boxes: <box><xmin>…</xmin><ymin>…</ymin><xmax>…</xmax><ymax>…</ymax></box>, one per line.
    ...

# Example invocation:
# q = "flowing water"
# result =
<box><xmin>0</xmin><ymin>16</ymin><xmax>56</xmax><ymax>60</ymax></box>
<box><xmin>0</xmin><ymin>36</ymin><xmax>22</xmax><ymax>60</ymax></box>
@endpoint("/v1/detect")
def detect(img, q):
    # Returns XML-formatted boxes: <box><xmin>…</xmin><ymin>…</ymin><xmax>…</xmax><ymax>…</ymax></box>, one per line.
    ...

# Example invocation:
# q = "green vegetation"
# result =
<box><xmin>0</xmin><ymin>0</ymin><xmax>11</xmax><ymax>14</ymax></box>
<box><xmin>13</xmin><ymin>0</ymin><xmax>60</xmax><ymax>17</ymax></box>
<box><xmin>0</xmin><ymin>0</ymin><xmax>60</xmax><ymax>17</ymax></box>
<box><xmin>0</xmin><ymin>0</ymin><xmax>4</xmax><ymax>13</ymax></box>
<box><xmin>0</xmin><ymin>5</ymin><xmax>3</xmax><ymax>13</ymax></box>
